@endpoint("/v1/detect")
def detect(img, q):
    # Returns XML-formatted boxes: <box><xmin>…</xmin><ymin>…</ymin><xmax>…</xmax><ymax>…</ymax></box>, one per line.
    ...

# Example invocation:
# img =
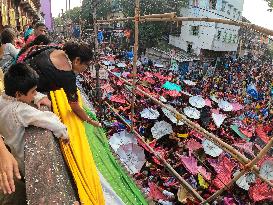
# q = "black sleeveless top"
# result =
<box><xmin>26</xmin><ymin>48</ymin><xmax>78</xmax><ymax>102</ymax></box>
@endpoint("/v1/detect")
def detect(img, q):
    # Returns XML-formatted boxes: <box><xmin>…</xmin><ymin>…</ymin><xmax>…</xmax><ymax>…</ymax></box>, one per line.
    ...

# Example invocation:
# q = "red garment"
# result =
<box><xmin>25</xmin><ymin>34</ymin><xmax>36</xmax><ymax>45</ymax></box>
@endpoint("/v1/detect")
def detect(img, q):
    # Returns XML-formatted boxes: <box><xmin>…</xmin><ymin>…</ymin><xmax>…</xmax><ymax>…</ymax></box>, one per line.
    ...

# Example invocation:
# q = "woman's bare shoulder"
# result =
<box><xmin>50</xmin><ymin>50</ymin><xmax>72</xmax><ymax>71</ymax></box>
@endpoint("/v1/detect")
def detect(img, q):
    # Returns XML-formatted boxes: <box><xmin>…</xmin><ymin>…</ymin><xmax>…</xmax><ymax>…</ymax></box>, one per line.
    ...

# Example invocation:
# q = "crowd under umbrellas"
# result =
<box><xmin>80</xmin><ymin>53</ymin><xmax>273</xmax><ymax>204</ymax></box>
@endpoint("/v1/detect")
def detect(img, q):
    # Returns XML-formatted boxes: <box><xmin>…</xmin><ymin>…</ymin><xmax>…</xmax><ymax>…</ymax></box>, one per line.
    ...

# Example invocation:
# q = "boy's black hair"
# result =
<box><xmin>63</xmin><ymin>41</ymin><xmax>93</xmax><ymax>63</ymax></box>
<box><xmin>0</xmin><ymin>28</ymin><xmax>16</xmax><ymax>44</ymax></box>
<box><xmin>34</xmin><ymin>22</ymin><xmax>46</xmax><ymax>29</ymax></box>
<box><xmin>4</xmin><ymin>63</ymin><xmax>39</xmax><ymax>97</ymax></box>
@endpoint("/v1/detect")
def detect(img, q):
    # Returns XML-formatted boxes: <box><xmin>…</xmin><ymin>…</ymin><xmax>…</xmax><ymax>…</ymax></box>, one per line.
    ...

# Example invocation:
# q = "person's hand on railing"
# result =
<box><xmin>0</xmin><ymin>141</ymin><xmax>21</xmax><ymax>194</ymax></box>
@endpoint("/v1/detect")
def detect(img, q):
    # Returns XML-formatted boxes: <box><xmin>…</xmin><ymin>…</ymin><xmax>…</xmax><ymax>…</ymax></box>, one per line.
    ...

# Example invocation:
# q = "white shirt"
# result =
<box><xmin>0</xmin><ymin>93</ymin><xmax>68</xmax><ymax>175</ymax></box>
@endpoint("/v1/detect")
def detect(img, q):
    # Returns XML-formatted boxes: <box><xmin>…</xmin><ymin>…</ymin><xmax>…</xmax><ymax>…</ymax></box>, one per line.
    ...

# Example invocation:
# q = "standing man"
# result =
<box><xmin>25</xmin><ymin>22</ymin><xmax>47</xmax><ymax>45</ymax></box>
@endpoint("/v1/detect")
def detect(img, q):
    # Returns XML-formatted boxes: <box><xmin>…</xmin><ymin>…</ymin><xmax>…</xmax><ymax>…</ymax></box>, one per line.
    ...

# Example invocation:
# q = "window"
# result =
<box><xmin>187</xmin><ymin>43</ymin><xmax>193</xmax><ymax>53</ymax></box>
<box><xmin>221</xmin><ymin>3</ymin><xmax>226</xmax><ymax>12</ymax></box>
<box><xmin>192</xmin><ymin>0</ymin><xmax>199</xmax><ymax>7</ymax></box>
<box><xmin>209</xmin><ymin>0</ymin><xmax>217</xmax><ymax>10</ymax></box>
<box><xmin>191</xmin><ymin>26</ymin><xmax>199</xmax><ymax>36</ymax></box>
<box><xmin>217</xmin><ymin>30</ymin><xmax>221</xmax><ymax>40</ymax></box>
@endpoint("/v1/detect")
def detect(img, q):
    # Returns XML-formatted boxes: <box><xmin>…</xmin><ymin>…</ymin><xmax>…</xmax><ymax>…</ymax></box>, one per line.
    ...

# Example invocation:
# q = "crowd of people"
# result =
<box><xmin>0</xmin><ymin>19</ymin><xmax>272</xmax><ymax>205</ymax></box>
<box><xmin>81</xmin><ymin>47</ymin><xmax>273</xmax><ymax>204</ymax></box>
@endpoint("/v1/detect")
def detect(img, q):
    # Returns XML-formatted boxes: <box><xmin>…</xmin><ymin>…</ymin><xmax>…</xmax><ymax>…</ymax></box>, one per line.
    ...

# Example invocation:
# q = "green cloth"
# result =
<box><xmin>230</xmin><ymin>125</ymin><xmax>250</xmax><ymax>142</ymax></box>
<box><xmin>84</xmin><ymin>108</ymin><xmax>148</xmax><ymax>205</ymax></box>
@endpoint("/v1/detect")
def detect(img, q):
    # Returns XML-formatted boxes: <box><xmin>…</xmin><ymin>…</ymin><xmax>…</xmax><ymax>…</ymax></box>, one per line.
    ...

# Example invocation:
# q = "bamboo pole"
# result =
<box><xmin>97</xmin><ymin>16</ymin><xmax>273</xmax><ymax>36</ymax></box>
<box><xmin>104</xmin><ymin>101</ymin><xmax>206</xmax><ymax>203</ymax></box>
<box><xmin>130</xmin><ymin>0</ymin><xmax>140</xmax><ymax>130</ymax></box>
<box><xmin>202</xmin><ymin>135</ymin><xmax>273</xmax><ymax>204</ymax></box>
<box><xmin>96</xmin><ymin>12</ymin><xmax>176</xmax><ymax>24</ymax></box>
<box><xmin>104</xmin><ymin>69</ymin><xmax>273</xmax><ymax>188</ymax></box>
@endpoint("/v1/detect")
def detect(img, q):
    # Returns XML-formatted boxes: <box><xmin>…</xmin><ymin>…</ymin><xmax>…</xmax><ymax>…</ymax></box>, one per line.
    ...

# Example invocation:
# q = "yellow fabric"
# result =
<box><xmin>50</xmin><ymin>89</ymin><xmax>105</xmax><ymax>205</ymax></box>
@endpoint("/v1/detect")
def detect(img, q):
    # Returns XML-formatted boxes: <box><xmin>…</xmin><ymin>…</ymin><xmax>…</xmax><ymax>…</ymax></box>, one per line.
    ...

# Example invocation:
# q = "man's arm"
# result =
<box><xmin>0</xmin><ymin>137</ymin><xmax>21</xmax><ymax>194</ymax></box>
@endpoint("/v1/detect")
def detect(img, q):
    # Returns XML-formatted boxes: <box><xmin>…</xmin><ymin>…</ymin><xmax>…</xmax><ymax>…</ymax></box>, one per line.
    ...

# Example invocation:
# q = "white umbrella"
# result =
<box><xmin>109</xmin><ymin>130</ymin><xmax>137</xmax><ymax>152</ymax></box>
<box><xmin>140</xmin><ymin>108</ymin><xmax>160</xmax><ymax>120</ymax></box>
<box><xmin>233</xmin><ymin>171</ymin><xmax>255</xmax><ymax>190</ymax></box>
<box><xmin>260</xmin><ymin>160</ymin><xmax>273</xmax><ymax>180</ymax></box>
<box><xmin>210</xmin><ymin>95</ymin><xmax>219</xmax><ymax>103</ymax></box>
<box><xmin>212</xmin><ymin>113</ymin><xmax>226</xmax><ymax>128</ymax></box>
<box><xmin>161</xmin><ymin>105</ymin><xmax>184</xmax><ymax>125</ymax></box>
<box><xmin>181</xmin><ymin>91</ymin><xmax>193</xmax><ymax>97</ymax></box>
<box><xmin>189</xmin><ymin>96</ymin><xmax>206</xmax><ymax>109</ymax></box>
<box><xmin>159</xmin><ymin>96</ymin><xmax>167</xmax><ymax>103</ymax></box>
<box><xmin>151</xmin><ymin>121</ymin><xmax>173</xmax><ymax>139</ymax></box>
<box><xmin>102</xmin><ymin>60</ymin><xmax>111</xmax><ymax>66</ymax></box>
<box><xmin>117</xmin><ymin>143</ymin><xmax>146</xmax><ymax>174</ymax></box>
<box><xmin>154</xmin><ymin>63</ymin><xmax>164</xmax><ymax>68</ymax></box>
<box><xmin>183</xmin><ymin>80</ymin><xmax>197</xmax><ymax>86</ymax></box>
<box><xmin>183</xmin><ymin>107</ymin><xmax>200</xmax><ymax>119</ymax></box>
<box><xmin>117</xmin><ymin>62</ymin><xmax>127</xmax><ymax>68</ymax></box>
<box><xmin>218</xmin><ymin>100</ymin><xmax>233</xmax><ymax>112</ymax></box>
<box><xmin>202</xmin><ymin>139</ymin><xmax>223</xmax><ymax>157</ymax></box>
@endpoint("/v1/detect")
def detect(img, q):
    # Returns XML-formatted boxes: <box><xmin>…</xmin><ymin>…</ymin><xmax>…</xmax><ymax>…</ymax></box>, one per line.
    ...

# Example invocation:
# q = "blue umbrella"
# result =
<box><xmin>247</xmin><ymin>84</ymin><xmax>259</xmax><ymax>100</ymax></box>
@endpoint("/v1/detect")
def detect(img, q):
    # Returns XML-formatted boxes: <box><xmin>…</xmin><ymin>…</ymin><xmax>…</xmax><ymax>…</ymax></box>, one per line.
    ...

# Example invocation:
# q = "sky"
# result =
<box><xmin>51</xmin><ymin>0</ymin><xmax>273</xmax><ymax>30</ymax></box>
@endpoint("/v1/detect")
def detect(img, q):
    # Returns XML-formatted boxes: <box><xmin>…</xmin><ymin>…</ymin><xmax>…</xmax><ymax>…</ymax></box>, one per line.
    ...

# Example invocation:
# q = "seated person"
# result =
<box><xmin>0</xmin><ymin>63</ymin><xmax>69</xmax><ymax>176</ymax></box>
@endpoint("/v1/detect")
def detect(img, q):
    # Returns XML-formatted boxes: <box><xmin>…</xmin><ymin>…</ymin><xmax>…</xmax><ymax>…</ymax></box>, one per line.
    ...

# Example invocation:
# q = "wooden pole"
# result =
<box><xmin>202</xmin><ymin>135</ymin><xmax>273</xmax><ymax>204</ymax></box>
<box><xmin>92</xmin><ymin>3</ymin><xmax>101</xmax><ymax>116</ymax></box>
<box><xmin>96</xmin><ymin>12</ymin><xmax>176</xmax><ymax>24</ymax></box>
<box><xmin>105</xmin><ymin>101</ymin><xmax>207</xmax><ymax>203</ymax></box>
<box><xmin>97</xmin><ymin>16</ymin><xmax>273</xmax><ymax>36</ymax></box>
<box><xmin>104</xmin><ymin>69</ymin><xmax>273</xmax><ymax>188</ymax></box>
<box><xmin>130</xmin><ymin>0</ymin><xmax>140</xmax><ymax>130</ymax></box>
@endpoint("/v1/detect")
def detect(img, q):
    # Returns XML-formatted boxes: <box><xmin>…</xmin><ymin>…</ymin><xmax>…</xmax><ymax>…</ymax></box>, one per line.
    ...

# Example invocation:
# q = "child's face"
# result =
<box><xmin>16</xmin><ymin>86</ymin><xmax>37</xmax><ymax>104</ymax></box>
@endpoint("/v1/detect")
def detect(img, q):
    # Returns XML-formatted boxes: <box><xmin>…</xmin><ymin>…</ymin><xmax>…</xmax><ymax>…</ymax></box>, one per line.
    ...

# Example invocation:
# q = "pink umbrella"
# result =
<box><xmin>165</xmin><ymin>90</ymin><xmax>181</xmax><ymax>97</ymax></box>
<box><xmin>205</xmin><ymin>99</ymin><xmax>212</xmax><ymax>107</ymax></box>
<box><xmin>110</xmin><ymin>95</ymin><xmax>126</xmax><ymax>104</ymax></box>
<box><xmin>231</xmin><ymin>102</ymin><xmax>244</xmax><ymax>111</ymax></box>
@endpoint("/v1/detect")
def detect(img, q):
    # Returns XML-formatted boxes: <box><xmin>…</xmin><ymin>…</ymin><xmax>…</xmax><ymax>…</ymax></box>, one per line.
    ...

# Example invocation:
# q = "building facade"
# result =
<box><xmin>0</xmin><ymin>0</ymin><xmax>41</xmax><ymax>31</ymax></box>
<box><xmin>40</xmin><ymin>0</ymin><xmax>53</xmax><ymax>31</ymax></box>
<box><xmin>169</xmin><ymin>0</ymin><xmax>245</xmax><ymax>56</ymax></box>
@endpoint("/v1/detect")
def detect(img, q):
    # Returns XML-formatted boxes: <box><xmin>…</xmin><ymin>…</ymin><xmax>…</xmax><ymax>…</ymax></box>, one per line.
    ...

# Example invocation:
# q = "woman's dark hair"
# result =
<box><xmin>0</xmin><ymin>28</ymin><xmax>16</xmax><ymax>44</ymax></box>
<box><xmin>4</xmin><ymin>63</ymin><xmax>39</xmax><ymax>97</ymax></box>
<box><xmin>17</xmin><ymin>35</ymin><xmax>51</xmax><ymax>59</ymax></box>
<box><xmin>34</xmin><ymin>22</ymin><xmax>46</xmax><ymax>29</ymax></box>
<box><xmin>63</xmin><ymin>41</ymin><xmax>93</xmax><ymax>63</ymax></box>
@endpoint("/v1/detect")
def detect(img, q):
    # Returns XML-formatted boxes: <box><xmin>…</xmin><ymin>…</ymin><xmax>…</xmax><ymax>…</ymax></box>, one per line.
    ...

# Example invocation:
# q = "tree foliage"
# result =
<box><xmin>265</xmin><ymin>0</ymin><xmax>273</xmax><ymax>11</ymax></box>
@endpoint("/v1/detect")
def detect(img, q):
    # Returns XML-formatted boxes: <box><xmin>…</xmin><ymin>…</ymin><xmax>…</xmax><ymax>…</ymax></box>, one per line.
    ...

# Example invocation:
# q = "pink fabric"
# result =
<box><xmin>249</xmin><ymin>179</ymin><xmax>273</xmax><ymax>202</ymax></box>
<box><xmin>181</xmin><ymin>156</ymin><xmax>199</xmax><ymax>175</ymax></box>
<box><xmin>186</xmin><ymin>139</ymin><xmax>202</xmax><ymax>156</ymax></box>
<box><xmin>110</xmin><ymin>95</ymin><xmax>126</xmax><ymax>104</ymax></box>
<box><xmin>205</xmin><ymin>99</ymin><xmax>212</xmax><ymax>107</ymax></box>
<box><xmin>256</xmin><ymin>125</ymin><xmax>270</xmax><ymax>143</ymax></box>
<box><xmin>26</xmin><ymin>34</ymin><xmax>36</xmax><ymax>45</ymax></box>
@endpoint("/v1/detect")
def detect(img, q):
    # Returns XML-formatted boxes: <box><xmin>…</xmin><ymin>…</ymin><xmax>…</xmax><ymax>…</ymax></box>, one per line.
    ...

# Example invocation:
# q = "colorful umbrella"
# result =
<box><xmin>161</xmin><ymin>105</ymin><xmax>184</xmax><ymax>125</ymax></box>
<box><xmin>117</xmin><ymin>143</ymin><xmax>146</xmax><ymax>174</ymax></box>
<box><xmin>202</xmin><ymin>139</ymin><xmax>223</xmax><ymax>157</ymax></box>
<box><xmin>140</xmin><ymin>108</ymin><xmax>160</xmax><ymax>120</ymax></box>
<box><xmin>151</xmin><ymin>121</ymin><xmax>173</xmax><ymax>139</ymax></box>
<box><xmin>183</xmin><ymin>107</ymin><xmax>200</xmax><ymax>119</ymax></box>
<box><xmin>162</xmin><ymin>81</ymin><xmax>182</xmax><ymax>92</ymax></box>
<box><xmin>218</xmin><ymin>99</ymin><xmax>233</xmax><ymax>112</ymax></box>
<box><xmin>183</xmin><ymin>80</ymin><xmax>197</xmax><ymax>86</ymax></box>
<box><xmin>189</xmin><ymin>96</ymin><xmax>206</xmax><ymax>109</ymax></box>
<box><xmin>109</xmin><ymin>130</ymin><xmax>138</xmax><ymax>152</ymax></box>
<box><xmin>110</xmin><ymin>95</ymin><xmax>126</xmax><ymax>104</ymax></box>
<box><xmin>116</xmin><ymin>62</ymin><xmax>127</xmax><ymax>68</ymax></box>
<box><xmin>154</xmin><ymin>63</ymin><xmax>164</xmax><ymax>68</ymax></box>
